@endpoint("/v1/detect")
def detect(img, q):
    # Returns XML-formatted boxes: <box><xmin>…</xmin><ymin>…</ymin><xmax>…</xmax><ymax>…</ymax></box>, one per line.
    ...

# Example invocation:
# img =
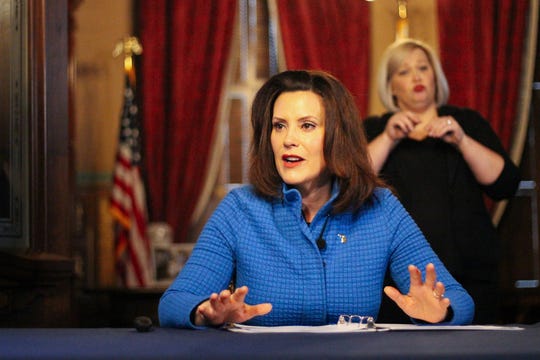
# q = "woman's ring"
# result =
<box><xmin>432</xmin><ymin>290</ymin><xmax>443</xmax><ymax>299</ymax></box>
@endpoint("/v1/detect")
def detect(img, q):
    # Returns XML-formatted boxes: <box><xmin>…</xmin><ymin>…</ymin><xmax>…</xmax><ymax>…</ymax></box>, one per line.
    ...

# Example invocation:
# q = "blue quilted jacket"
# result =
<box><xmin>158</xmin><ymin>184</ymin><xmax>474</xmax><ymax>328</ymax></box>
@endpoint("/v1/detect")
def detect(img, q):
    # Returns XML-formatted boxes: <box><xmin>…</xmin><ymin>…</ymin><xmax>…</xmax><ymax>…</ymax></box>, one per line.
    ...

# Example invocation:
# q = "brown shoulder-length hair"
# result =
<box><xmin>248</xmin><ymin>70</ymin><xmax>386</xmax><ymax>214</ymax></box>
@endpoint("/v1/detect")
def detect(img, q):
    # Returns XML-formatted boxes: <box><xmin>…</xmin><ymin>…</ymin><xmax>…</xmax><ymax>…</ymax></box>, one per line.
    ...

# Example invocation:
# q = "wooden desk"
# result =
<box><xmin>2</xmin><ymin>324</ymin><xmax>540</xmax><ymax>359</ymax></box>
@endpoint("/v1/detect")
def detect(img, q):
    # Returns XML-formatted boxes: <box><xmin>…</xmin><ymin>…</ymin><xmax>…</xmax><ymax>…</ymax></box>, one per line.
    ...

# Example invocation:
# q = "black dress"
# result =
<box><xmin>363</xmin><ymin>105</ymin><xmax>521</xmax><ymax>324</ymax></box>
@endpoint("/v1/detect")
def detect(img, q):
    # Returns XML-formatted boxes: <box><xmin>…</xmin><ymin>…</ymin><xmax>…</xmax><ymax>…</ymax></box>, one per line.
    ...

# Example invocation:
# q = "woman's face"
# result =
<box><xmin>390</xmin><ymin>48</ymin><xmax>436</xmax><ymax>112</ymax></box>
<box><xmin>271</xmin><ymin>90</ymin><xmax>329</xmax><ymax>195</ymax></box>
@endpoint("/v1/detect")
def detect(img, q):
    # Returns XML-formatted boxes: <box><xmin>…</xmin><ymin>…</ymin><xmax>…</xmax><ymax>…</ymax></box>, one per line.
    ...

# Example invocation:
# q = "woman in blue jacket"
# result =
<box><xmin>158</xmin><ymin>70</ymin><xmax>474</xmax><ymax>328</ymax></box>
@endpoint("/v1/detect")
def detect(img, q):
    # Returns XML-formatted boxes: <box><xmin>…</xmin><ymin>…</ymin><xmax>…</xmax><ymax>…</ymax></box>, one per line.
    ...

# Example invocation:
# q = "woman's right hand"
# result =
<box><xmin>194</xmin><ymin>286</ymin><xmax>272</xmax><ymax>327</ymax></box>
<box><xmin>368</xmin><ymin>111</ymin><xmax>423</xmax><ymax>173</ymax></box>
<box><xmin>384</xmin><ymin>111</ymin><xmax>422</xmax><ymax>141</ymax></box>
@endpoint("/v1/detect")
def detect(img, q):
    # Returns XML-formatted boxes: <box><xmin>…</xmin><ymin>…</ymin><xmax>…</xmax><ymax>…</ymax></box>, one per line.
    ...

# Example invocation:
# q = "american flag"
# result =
<box><xmin>110</xmin><ymin>80</ymin><xmax>154</xmax><ymax>287</ymax></box>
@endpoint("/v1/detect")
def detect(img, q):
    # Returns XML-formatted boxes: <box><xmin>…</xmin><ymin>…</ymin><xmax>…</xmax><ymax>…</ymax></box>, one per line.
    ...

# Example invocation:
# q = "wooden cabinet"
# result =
<box><xmin>0</xmin><ymin>0</ymin><xmax>75</xmax><ymax>327</ymax></box>
<box><xmin>498</xmin><ymin>40</ymin><xmax>540</xmax><ymax>324</ymax></box>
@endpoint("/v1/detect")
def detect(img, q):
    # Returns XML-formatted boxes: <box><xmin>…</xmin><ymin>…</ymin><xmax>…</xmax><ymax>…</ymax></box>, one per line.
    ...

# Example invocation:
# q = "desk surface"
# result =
<box><xmin>2</xmin><ymin>324</ymin><xmax>540</xmax><ymax>359</ymax></box>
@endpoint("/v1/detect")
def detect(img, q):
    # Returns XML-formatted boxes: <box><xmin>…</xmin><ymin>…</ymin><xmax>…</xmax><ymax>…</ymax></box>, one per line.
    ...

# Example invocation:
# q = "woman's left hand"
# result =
<box><xmin>425</xmin><ymin>116</ymin><xmax>464</xmax><ymax>146</ymax></box>
<box><xmin>383</xmin><ymin>263</ymin><xmax>451</xmax><ymax>323</ymax></box>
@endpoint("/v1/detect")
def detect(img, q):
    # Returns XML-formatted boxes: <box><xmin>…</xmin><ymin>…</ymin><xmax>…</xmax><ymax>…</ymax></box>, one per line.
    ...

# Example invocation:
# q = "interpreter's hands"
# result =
<box><xmin>383</xmin><ymin>263</ymin><xmax>451</xmax><ymax>323</ymax></box>
<box><xmin>384</xmin><ymin>111</ymin><xmax>422</xmax><ymax>142</ymax></box>
<box><xmin>425</xmin><ymin>116</ymin><xmax>465</xmax><ymax>146</ymax></box>
<box><xmin>194</xmin><ymin>286</ymin><xmax>272</xmax><ymax>327</ymax></box>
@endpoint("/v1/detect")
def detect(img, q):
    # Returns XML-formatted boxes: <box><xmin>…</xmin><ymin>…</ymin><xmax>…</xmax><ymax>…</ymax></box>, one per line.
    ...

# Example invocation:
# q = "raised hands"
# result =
<box><xmin>383</xmin><ymin>263</ymin><xmax>451</xmax><ymax>323</ymax></box>
<box><xmin>194</xmin><ymin>286</ymin><xmax>272</xmax><ymax>327</ymax></box>
<box><xmin>367</xmin><ymin>111</ymin><xmax>423</xmax><ymax>173</ymax></box>
<box><xmin>384</xmin><ymin>111</ymin><xmax>423</xmax><ymax>142</ymax></box>
<box><xmin>425</xmin><ymin>116</ymin><xmax>464</xmax><ymax>146</ymax></box>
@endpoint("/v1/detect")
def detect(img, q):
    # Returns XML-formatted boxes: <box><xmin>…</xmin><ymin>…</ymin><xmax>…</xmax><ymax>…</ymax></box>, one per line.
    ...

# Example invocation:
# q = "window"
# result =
<box><xmin>219</xmin><ymin>0</ymin><xmax>278</xmax><ymax>188</ymax></box>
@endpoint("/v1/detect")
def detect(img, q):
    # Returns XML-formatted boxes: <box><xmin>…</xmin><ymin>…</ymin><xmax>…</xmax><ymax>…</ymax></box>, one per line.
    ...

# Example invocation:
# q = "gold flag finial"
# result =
<box><xmin>396</xmin><ymin>0</ymin><xmax>409</xmax><ymax>40</ymax></box>
<box><xmin>113</xmin><ymin>36</ymin><xmax>143</xmax><ymax>87</ymax></box>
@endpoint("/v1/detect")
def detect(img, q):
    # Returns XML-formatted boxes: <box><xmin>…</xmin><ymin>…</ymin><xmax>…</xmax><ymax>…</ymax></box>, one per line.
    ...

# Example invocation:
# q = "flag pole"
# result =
<box><xmin>110</xmin><ymin>36</ymin><xmax>154</xmax><ymax>288</ymax></box>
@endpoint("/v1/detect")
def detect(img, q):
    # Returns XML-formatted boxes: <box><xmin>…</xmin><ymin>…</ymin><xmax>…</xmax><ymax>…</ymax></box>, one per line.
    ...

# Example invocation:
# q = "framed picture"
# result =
<box><xmin>153</xmin><ymin>242</ymin><xmax>193</xmax><ymax>285</ymax></box>
<box><xmin>148</xmin><ymin>222</ymin><xmax>194</xmax><ymax>286</ymax></box>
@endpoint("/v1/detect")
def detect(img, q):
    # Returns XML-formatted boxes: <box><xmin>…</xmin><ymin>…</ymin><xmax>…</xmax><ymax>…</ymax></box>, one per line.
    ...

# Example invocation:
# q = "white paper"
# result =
<box><xmin>377</xmin><ymin>323</ymin><xmax>523</xmax><ymax>331</ymax></box>
<box><xmin>226</xmin><ymin>323</ymin><xmax>386</xmax><ymax>333</ymax></box>
<box><xmin>226</xmin><ymin>323</ymin><xmax>523</xmax><ymax>334</ymax></box>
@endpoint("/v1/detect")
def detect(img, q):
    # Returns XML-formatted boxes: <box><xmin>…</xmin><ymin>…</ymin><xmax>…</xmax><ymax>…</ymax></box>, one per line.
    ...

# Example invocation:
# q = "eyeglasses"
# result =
<box><xmin>337</xmin><ymin>315</ymin><xmax>376</xmax><ymax>329</ymax></box>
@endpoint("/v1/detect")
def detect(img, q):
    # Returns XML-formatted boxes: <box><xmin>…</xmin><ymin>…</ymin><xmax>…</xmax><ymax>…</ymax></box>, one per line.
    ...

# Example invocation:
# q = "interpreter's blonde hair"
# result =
<box><xmin>377</xmin><ymin>38</ymin><xmax>449</xmax><ymax>112</ymax></box>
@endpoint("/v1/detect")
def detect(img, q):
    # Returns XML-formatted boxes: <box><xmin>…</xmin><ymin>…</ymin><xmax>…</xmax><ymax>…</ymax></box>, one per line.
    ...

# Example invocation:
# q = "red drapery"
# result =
<box><xmin>276</xmin><ymin>0</ymin><xmax>371</xmax><ymax>116</ymax></box>
<box><xmin>138</xmin><ymin>0</ymin><xmax>237</xmax><ymax>243</ymax></box>
<box><xmin>437</xmin><ymin>0</ymin><xmax>529</xmax><ymax>150</ymax></box>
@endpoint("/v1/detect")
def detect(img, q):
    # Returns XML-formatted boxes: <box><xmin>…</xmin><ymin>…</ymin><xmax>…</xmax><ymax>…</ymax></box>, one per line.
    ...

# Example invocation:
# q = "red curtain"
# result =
<box><xmin>437</xmin><ymin>0</ymin><xmax>529</xmax><ymax>150</ymax></box>
<box><xmin>276</xmin><ymin>0</ymin><xmax>371</xmax><ymax>117</ymax></box>
<box><xmin>138</xmin><ymin>0</ymin><xmax>237</xmax><ymax>243</ymax></box>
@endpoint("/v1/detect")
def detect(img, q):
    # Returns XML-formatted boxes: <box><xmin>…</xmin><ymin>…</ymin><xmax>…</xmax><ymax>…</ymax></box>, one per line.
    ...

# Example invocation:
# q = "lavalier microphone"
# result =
<box><xmin>316</xmin><ymin>215</ymin><xmax>330</xmax><ymax>251</ymax></box>
<box><xmin>316</xmin><ymin>237</ymin><xmax>326</xmax><ymax>251</ymax></box>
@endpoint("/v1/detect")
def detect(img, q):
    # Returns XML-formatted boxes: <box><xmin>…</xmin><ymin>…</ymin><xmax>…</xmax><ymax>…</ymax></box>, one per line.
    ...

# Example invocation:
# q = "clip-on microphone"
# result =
<box><xmin>316</xmin><ymin>216</ymin><xmax>330</xmax><ymax>251</ymax></box>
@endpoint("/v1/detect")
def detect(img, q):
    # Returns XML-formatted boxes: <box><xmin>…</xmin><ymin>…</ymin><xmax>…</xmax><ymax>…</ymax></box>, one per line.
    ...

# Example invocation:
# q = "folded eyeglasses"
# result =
<box><xmin>337</xmin><ymin>315</ymin><xmax>376</xmax><ymax>329</ymax></box>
